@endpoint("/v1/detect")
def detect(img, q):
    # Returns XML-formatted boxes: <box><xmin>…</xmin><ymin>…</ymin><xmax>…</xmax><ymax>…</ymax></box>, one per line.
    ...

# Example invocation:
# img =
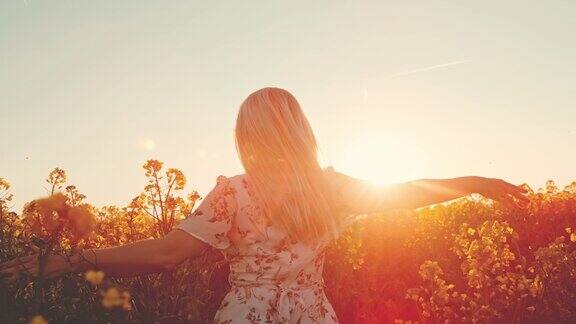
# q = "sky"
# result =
<box><xmin>1</xmin><ymin>0</ymin><xmax>575</xmax><ymax>210</ymax></box>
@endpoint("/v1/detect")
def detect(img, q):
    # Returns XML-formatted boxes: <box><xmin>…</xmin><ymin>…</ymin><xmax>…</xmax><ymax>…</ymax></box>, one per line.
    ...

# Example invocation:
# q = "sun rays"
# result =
<box><xmin>332</xmin><ymin>132</ymin><xmax>428</xmax><ymax>187</ymax></box>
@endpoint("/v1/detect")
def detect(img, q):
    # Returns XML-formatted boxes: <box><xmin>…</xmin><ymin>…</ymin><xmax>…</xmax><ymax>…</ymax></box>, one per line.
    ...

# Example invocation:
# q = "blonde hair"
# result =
<box><xmin>235</xmin><ymin>87</ymin><xmax>340</xmax><ymax>243</ymax></box>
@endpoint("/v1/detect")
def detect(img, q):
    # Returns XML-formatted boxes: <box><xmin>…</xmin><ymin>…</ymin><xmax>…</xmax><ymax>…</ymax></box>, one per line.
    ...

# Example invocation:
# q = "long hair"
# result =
<box><xmin>235</xmin><ymin>87</ymin><xmax>340</xmax><ymax>243</ymax></box>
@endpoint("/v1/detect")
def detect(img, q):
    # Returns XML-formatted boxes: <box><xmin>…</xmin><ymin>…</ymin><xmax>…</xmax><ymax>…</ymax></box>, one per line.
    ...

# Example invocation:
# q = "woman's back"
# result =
<box><xmin>177</xmin><ymin>169</ymin><xmax>344</xmax><ymax>323</ymax></box>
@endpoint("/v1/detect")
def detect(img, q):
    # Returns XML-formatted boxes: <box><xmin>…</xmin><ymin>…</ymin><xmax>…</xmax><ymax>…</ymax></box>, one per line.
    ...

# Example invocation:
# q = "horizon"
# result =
<box><xmin>1</xmin><ymin>0</ymin><xmax>575</xmax><ymax>211</ymax></box>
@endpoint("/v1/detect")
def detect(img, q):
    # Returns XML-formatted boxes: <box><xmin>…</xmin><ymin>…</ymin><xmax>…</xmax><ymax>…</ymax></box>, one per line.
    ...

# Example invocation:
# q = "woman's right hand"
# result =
<box><xmin>0</xmin><ymin>252</ymin><xmax>73</xmax><ymax>284</ymax></box>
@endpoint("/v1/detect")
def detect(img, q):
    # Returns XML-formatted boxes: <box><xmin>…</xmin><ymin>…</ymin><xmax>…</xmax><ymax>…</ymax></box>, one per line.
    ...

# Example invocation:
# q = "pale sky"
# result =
<box><xmin>1</xmin><ymin>0</ymin><xmax>575</xmax><ymax>210</ymax></box>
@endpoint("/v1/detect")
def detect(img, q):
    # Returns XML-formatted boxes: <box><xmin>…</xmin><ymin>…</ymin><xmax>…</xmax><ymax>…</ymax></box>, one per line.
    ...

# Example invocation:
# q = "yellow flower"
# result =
<box><xmin>143</xmin><ymin>159</ymin><xmax>163</xmax><ymax>175</ymax></box>
<box><xmin>101</xmin><ymin>287</ymin><xmax>121</xmax><ymax>308</ymax></box>
<box><xmin>529</xmin><ymin>281</ymin><xmax>541</xmax><ymax>297</ymax></box>
<box><xmin>101</xmin><ymin>287</ymin><xmax>132</xmax><ymax>311</ymax></box>
<box><xmin>36</xmin><ymin>193</ymin><xmax>68</xmax><ymax>216</ymax></box>
<box><xmin>121</xmin><ymin>291</ymin><xmax>133</xmax><ymax>311</ymax></box>
<box><xmin>68</xmin><ymin>204</ymin><xmax>96</xmax><ymax>239</ymax></box>
<box><xmin>467</xmin><ymin>228</ymin><xmax>476</xmax><ymax>236</ymax></box>
<box><xmin>0</xmin><ymin>177</ymin><xmax>10</xmax><ymax>190</ymax></box>
<box><xmin>29</xmin><ymin>315</ymin><xmax>48</xmax><ymax>324</ymax></box>
<box><xmin>571</xmin><ymin>233</ymin><xmax>576</xmax><ymax>242</ymax></box>
<box><xmin>84</xmin><ymin>270</ymin><xmax>105</xmax><ymax>285</ymax></box>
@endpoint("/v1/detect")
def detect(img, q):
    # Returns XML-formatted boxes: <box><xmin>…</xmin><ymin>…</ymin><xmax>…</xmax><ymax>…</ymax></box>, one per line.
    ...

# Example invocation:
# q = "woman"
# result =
<box><xmin>0</xmin><ymin>87</ymin><xmax>528</xmax><ymax>323</ymax></box>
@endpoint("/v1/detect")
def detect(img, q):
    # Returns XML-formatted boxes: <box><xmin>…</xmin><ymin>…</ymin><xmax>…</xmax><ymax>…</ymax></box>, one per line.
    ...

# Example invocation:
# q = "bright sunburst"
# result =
<box><xmin>332</xmin><ymin>133</ymin><xmax>428</xmax><ymax>187</ymax></box>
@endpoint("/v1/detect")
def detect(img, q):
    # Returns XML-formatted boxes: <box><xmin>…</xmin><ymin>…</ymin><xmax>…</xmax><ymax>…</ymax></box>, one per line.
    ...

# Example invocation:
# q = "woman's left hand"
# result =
<box><xmin>473</xmin><ymin>177</ymin><xmax>530</xmax><ymax>209</ymax></box>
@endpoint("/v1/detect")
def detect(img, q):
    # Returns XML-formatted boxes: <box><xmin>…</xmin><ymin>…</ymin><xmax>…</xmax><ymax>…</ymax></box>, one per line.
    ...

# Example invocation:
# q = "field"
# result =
<box><xmin>1</xmin><ymin>160</ymin><xmax>575</xmax><ymax>323</ymax></box>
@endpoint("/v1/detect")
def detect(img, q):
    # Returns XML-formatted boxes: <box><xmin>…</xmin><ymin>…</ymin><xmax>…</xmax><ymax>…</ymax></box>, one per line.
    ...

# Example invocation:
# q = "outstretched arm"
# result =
<box><xmin>329</xmin><ymin>170</ymin><xmax>529</xmax><ymax>214</ymax></box>
<box><xmin>1</xmin><ymin>175</ymin><xmax>236</xmax><ymax>284</ymax></box>
<box><xmin>0</xmin><ymin>229</ymin><xmax>208</xmax><ymax>283</ymax></box>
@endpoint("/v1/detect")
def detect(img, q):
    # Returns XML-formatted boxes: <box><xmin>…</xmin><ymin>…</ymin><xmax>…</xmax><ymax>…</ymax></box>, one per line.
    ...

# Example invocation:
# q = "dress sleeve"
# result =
<box><xmin>176</xmin><ymin>175</ymin><xmax>237</xmax><ymax>250</ymax></box>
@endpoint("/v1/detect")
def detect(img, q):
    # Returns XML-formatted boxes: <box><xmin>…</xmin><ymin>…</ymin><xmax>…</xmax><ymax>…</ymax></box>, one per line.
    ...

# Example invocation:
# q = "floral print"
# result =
<box><xmin>177</xmin><ymin>172</ymin><xmax>345</xmax><ymax>323</ymax></box>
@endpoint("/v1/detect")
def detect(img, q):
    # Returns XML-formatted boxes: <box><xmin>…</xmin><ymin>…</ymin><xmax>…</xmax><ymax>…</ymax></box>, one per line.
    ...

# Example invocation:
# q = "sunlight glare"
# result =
<box><xmin>333</xmin><ymin>133</ymin><xmax>427</xmax><ymax>186</ymax></box>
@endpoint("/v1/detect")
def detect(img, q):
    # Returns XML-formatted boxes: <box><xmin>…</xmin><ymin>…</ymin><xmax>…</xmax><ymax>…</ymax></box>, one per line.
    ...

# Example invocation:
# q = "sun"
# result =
<box><xmin>331</xmin><ymin>133</ymin><xmax>428</xmax><ymax>187</ymax></box>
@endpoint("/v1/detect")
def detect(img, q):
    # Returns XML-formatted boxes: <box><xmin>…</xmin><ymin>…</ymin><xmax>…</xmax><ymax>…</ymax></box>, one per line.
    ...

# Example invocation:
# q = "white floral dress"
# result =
<box><xmin>177</xmin><ymin>169</ymin><xmax>355</xmax><ymax>323</ymax></box>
